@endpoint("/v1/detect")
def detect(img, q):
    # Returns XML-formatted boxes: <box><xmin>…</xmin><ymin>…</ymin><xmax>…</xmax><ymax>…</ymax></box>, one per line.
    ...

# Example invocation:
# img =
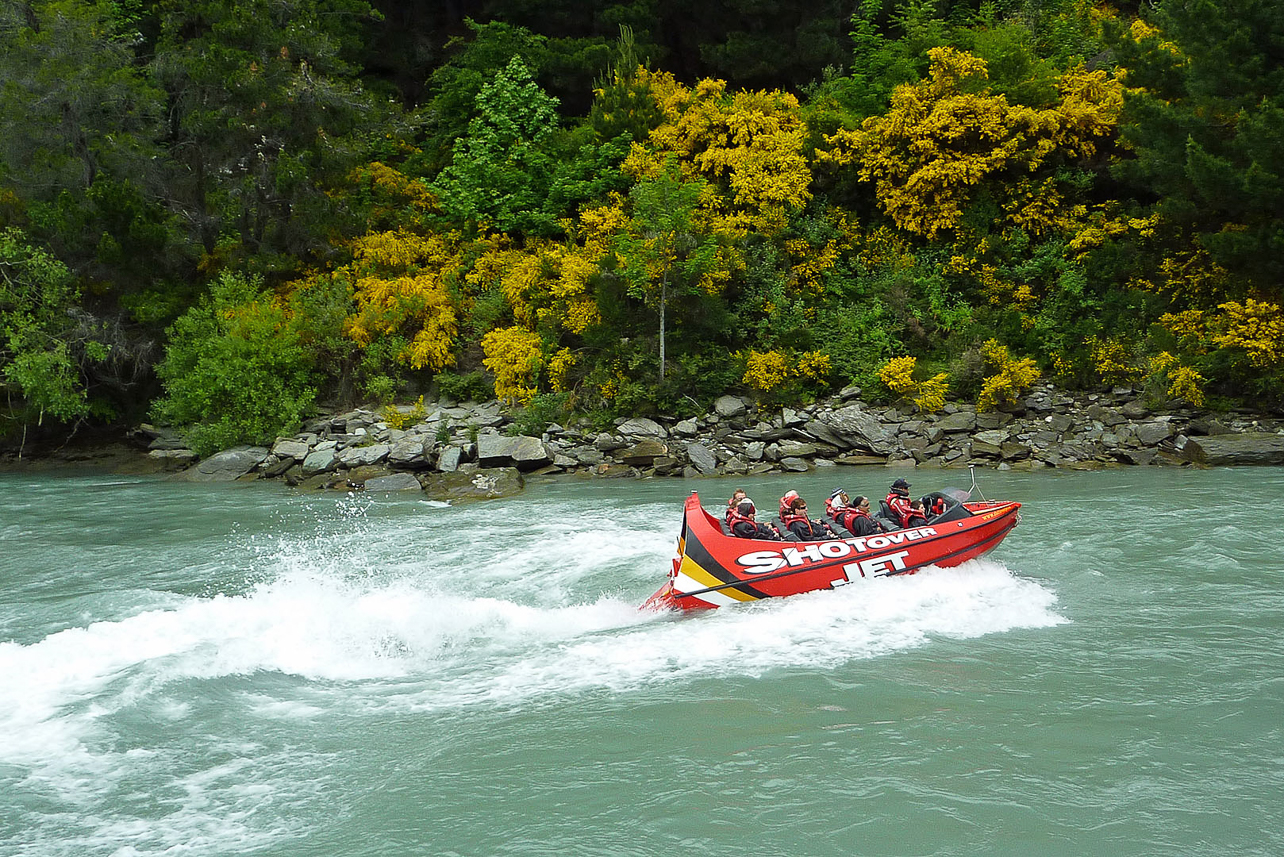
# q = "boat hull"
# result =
<box><xmin>642</xmin><ymin>491</ymin><xmax>1021</xmax><ymax>611</ymax></box>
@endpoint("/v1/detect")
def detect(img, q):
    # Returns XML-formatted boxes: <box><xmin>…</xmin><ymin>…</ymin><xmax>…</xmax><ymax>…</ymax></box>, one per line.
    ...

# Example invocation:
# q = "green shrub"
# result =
<box><xmin>434</xmin><ymin>370</ymin><xmax>495</xmax><ymax>403</ymax></box>
<box><xmin>151</xmin><ymin>272</ymin><xmax>317</xmax><ymax>456</ymax></box>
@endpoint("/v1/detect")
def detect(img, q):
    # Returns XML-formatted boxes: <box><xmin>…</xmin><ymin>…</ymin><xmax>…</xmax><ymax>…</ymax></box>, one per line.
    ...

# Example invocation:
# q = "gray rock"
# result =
<box><xmin>1085</xmin><ymin>404</ymin><xmax>1126</xmax><ymax>427</ymax></box>
<box><xmin>779</xmin><ymin>456</ymin><xmax>811</xmax><ymax>472</ymax></box>
<box><xmin>673</xmin><ymin>419</ymin><xmax>699</xmax><ymax>437</ymax></box>
<box><xmin>818</xmin><ymin>405</ymin><xmax>896</xmax><ymax>454</ymax></box>
<box><xmin>713</xmin><ymin>395</ymin><xmax>748</xmax><ymax>418</ymax></box>
<box><xmin>593</xmin><ymin>432</ymin><xmax>629</xmax><ymax>452</ymax></box>
<box><xmin>1044</xmin><ymin>414</ymin><xmax>1074</xmax><ymax>433</ymax></box>
<box><xmin>1134</xmin><ymin>420</ymin><xmax>1173</xmax><ymax>447</ymax></box>
<box><xmin>1183</xmin><ymin>432</ymin><xmax>1284</xmax><ymax>466</ymax></box>
<box><xmin>617</xmin><ymin>417</ymin><xmax>668</xmax><ymax>438</ymax></box>
<box><xmin>185</xmin><ymin>446</ymin><xmax>269</xmax><ymax>482</ymax></box>
<box><xmin>777</xmin><ymin>440</ymin><xmax>819</xmax><ymax>457</ymax></box>
<box><xmin>1188</xmin><ymin>417</ymin><xmax>1232</xmax><ymax>436</ymax></box>
<box><xmin>975</xmin><ymin>411</ymin><xmax>1014</xmax><ymax>429</ymax></box>
<box><xmin>553</xmin><ymin>454</ymin><xmax>577</xmax><ymax>468</ymax></box>
<box><xmin>301</xmin><ymin>446</ymin><xmax>337</xmax><ymax>476</ymax></box>
<box><xmin>363</xmin><ymin>473</ymin><xmax>423</xmax><ymax>491</ymax></box>
<box><xmin>970</xmin><ymin>440</ymin><xmax>1003</xmax><ymax>458</ymax></box>
<box><xmin>686</xmin><ymin>443</ymin><xmax>720</xmax><ymax>474</ymax></box>
<box><xmin>476</xmin><ymin>435</ymin><xmax>551</xmax><ymax>470</ymax></box>
<box><xmin>436</xmin><ymin>446</ymin><xmax>463</xmax><ymax>472</ymax></box>
<box><xmin>974</xmin><ymin>429</ymin><xmax>1009</xmax><ymax>446</ymax></box>
<box><xmin>745</xmin><ymin>441</ymin><xmax>766</xmax><ymax>461</ymax></box>
<box><xmin>936</xmin><ymin>411</ymin><xmax>977</xmax><ymax>433</ymax></box>
<box><xmin>389</xmin><ymin>436</ymin><xmax>431</xmax><ymax>468</ymax></box>
<box><xmin>1115</xmin><ymin>448</ymin><xmax>1157</xmax><ymax>466</ymax></box>
<box><xmin>338</xmin><ymin>443</ymin><xmax>391</xmax><ymax>468</ymax></box>
<box><xmin>620</xmin><ymin>439</ymin><xmax>669</xmax><ymax>467</ymax></box>
<box><xmin>570</xmin><ymin>446</ymin><xmax>605</xmax><ymax>466</ymax></box>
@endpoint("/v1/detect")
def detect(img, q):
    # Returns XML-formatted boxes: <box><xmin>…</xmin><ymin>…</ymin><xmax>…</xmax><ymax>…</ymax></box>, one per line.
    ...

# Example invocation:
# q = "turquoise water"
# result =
<box><xmin>2</xmin><ymin>466</ymin><xmax>1282</xmax><ymax>856</ymax></box>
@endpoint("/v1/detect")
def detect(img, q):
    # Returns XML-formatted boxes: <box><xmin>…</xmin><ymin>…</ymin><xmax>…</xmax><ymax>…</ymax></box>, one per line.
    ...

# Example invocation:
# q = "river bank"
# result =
<box><xmin>9</xmin><ymin>380</ymin><xmax>1281</xmax><ymax>502</ymax></box>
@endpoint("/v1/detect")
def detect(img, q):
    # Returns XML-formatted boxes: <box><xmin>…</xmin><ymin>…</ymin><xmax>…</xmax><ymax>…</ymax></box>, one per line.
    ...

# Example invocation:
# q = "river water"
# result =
<box><xmin>1</xmin><ymin>465</ymin><xmax>1282</xmax><ymax>856</ymax></box>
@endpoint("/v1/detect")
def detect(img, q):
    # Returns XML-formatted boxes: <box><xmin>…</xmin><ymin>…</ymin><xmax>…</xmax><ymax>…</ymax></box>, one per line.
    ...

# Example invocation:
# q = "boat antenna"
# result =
<box><xmin>968</xmin><ymin>465</ymin><xmax>987</xmax><ymax>501</ymax></box>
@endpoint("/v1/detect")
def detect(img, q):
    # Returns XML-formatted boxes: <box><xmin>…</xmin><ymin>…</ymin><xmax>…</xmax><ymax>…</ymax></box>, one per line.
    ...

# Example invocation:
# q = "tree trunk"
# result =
<box><xmin>659</xmin><ymin>278</ymin><xmax>667</xmax><ymax>381</ymax></box>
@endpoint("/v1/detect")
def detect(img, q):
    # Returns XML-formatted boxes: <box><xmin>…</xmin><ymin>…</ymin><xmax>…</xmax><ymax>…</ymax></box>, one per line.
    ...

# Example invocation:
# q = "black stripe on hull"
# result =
<box><xmin>677</xmin><ymin>525</ymin><xmax>770</xmax><ymax>602</ymax></box>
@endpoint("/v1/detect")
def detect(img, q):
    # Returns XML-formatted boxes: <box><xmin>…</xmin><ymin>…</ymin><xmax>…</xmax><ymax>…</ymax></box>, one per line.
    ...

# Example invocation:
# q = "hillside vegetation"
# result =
<box><xmin>2</xmin><ymin>0</ymin><xmax>1281</xmax><ymax>454</ymax></box>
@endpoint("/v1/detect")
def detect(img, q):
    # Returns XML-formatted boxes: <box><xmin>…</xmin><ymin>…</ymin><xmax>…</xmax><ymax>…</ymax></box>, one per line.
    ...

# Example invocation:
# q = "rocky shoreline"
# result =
<box><xmin>99</xmin><ymin>381</ymin><xmax>1284</xmax><ymax>502</ymax></box>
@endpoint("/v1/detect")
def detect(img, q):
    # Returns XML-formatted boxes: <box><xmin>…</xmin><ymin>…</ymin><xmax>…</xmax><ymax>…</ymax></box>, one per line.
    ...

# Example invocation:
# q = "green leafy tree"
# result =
<box><xmin>614</xmin><ymin>163</ymin><xmax>723</xmax><ymax>381</ymax></box>
<box><xmin>431</xmin><ymin>56</ymin><xmax>562</xmax><ymax>236</ymax></box>
<box><xmin>0</xmin><ymin>228</ymin><xmax>108</xmax><ymax>444</ymax></box>
<box><xmin>151</xmin><ymin>271</ymin><xmax>317</xmax><ymax>455</ymax></box>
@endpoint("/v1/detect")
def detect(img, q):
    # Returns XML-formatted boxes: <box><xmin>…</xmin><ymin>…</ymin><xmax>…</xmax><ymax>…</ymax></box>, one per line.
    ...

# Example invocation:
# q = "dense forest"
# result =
<box><xmin>2</xmin><ymin>0</ymin><xmax>1282</xmax><ymax>454</ymax></box>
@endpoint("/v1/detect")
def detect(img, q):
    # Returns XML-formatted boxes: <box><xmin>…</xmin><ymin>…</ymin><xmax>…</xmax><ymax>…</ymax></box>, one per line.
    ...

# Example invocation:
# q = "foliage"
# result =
<box><xmin>151</xmin><ymin>271</ymin><xmax>317</xmax><ymax>455</ymax></box>
<box><xmin>481</xmin><ymin>325</ymin><xmax>544</xmax><ymax>403</ymax></box>
<box><xmin>431</xmin><ymin>56</ymin><xmax>562</xmax><ymax>236</ymax></box>
<box><xmin>976</xmin><ymin>338</ymin><xmax>1040</xmax><ymax>411</ymax></box>
<box><xmin>825</xmin><ymin>47</ymin><xmax>1124</xmax><ymax>238</ymax></box>
<box><xmin>507</xmin><ymin>391</ymin><xmax>572</xmax><ymax>437</ymax></box>
<box><xmin>382</xmin><ymin>395</ymin><xmax>426</xmax><ymax>429</ymax></box>
<box><xmin>433</xmin><ymin>371</ymin><xmax>496</xmax><ymax>403</ymax></box>
<box><xmin>878</xmin><ymin>355</ymin><xmax>948</xmax><ymax>412</ymax></box>
<box><xmin>0</xmin><ymin>228</ymin><xmax>106</xmax><ymax>431</ymax></box>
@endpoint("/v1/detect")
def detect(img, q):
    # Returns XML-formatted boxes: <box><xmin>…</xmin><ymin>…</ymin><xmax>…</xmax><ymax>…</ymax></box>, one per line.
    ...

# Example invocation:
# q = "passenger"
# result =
<box><xmin>885</xmin><ymin>477</ymin><xmax>915</xmax><ymax>528</ymax></box>
<box><xmin>926</xmin><ymin>494</ymin><xmax>947</xmax><ymax>518</ymax></box>
<box><xmin>778</xmin><ymin>490</ymin><xmax>800</xmax><ymax>520</ymax></box>
<box><xmin>838</xmin><ymin>495</ymin><xmax>889</xmax><ymax>537</ymax></box>
<box><xmin>905</xmin><ymin>498</ymin><xmax>929</xmax><ymax>528</ymax></box>
<box><xmin>781</xmin><ymin>497</ymin><xmax>832</xmax><ymax>540</ymax></box>
<box><xmin>725</xmin><ymin>488</ymin><xmax>747</xmax><ymax>524</ymax></box>
<box><xmin>727</xmin><ymin>499</ymin><xmax>782</xmax><ymax>540</ymax></box>
<box><xmin>825</xmin><ymin>488</ymin><xmax>849</xmax><ymax>519</ymax></box>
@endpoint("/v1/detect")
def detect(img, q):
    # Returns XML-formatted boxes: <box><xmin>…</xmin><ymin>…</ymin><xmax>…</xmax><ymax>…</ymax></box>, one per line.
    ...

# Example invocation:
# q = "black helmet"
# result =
<box><xmin>891</xmin><ymin>477</ymin><xmax>911</xmax><ymax>490</ymax></box>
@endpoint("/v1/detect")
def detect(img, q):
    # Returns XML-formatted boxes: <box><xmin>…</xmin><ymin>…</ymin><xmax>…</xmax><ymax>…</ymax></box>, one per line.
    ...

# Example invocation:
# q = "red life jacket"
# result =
<box><xmin>780</xmin><ymin>512</ymin><xmax>808</xmax><ymax>530</ymax></box>
<box><xmin>886</xmin><ymin>491</ymin><xmax>913</xmax><ymax>526</ymax></box>
<box><xmin>727</xmin><ymin>508</ymin><xmax>763</xmax><ymax>537</ymax></box>
<box><xmin>839</xmin><ymin>507</ymin><xmax>872</xmax><ymax>532</ymax></box>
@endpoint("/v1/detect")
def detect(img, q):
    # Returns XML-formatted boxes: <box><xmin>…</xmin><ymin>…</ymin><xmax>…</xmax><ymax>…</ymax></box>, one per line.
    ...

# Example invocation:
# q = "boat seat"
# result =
<box><xmin>824</xmin><ymin>516</ymin><xmax>854</xmax><ymax>538</ymax></box>
<box><xmin>772</xmin><ymin>518</ymin><xmax>802</xmax><ymax>541</ymax></box>
<box><xmin>878</xmin><ymin>500</ymin><xmax>903</xmax><ymax>530</ymax></box>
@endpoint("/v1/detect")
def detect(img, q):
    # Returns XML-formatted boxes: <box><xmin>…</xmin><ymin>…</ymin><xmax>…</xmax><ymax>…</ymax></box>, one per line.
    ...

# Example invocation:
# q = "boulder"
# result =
<box><xmin>779</xmin><ymin>456</ymin><xmax>811</xmax><ymax>472</ymax></box>
<box><xmin>620</xmin><ymin>438</ymin><xmax>669</xmax><ymax>467</ymax></box>
<box><xmin>183</xmin><ymin>446</ymin><xmax>268</xmax><ymax>482</ymax></box>
<box><xmin>713</xmin><ymin>395</ymin><xmax>748</xmax><ymax>418</ymax></box>
<box><xmin>338</xmin><ymin>443</ymin><xmax>391</xmax><ymax>468</ymax></box>
<box><xmin>363</xmin><ymin>473</ymin><xmax>424</xmax><ymax>491</ymax></box>
<box><xmin>673</xmin><ymin>418</ymin><xmax>699</xmax><ymax>437</ymax></box>
<box><xmin>477</xmin><ymin>435</ymin><xmax>552</xmax><ymax>470</ymax></box>
<box><xmin>686</xmin><ymin>443</ymin><xmax>720</xmax><ymax>474</ymax></box>
<box><xmin>148</xmin><ymin>448</ymin><xmax>198</xmax><ymax>470</ymax></box>
<box><xmin>420</xmin><ymin>467</ymin><xmax>524</xmax><ymax>503</ymax></box>
<box><xmin>1183</xmin><ymin>432</ymin><xmax>1284</xmax><ymax>466</ymax></box>
<box><xmin>389</xmin><ymin>436</ymin><xmax>432</xmax><ymax>468</ymax></box>
<box><xmin>301</xmin><ymin>446</ymin><xmax>338</xmax><ymax>476</ymax></box>
<box><xmin>935</xmin><ymin>411</ymin><xmax>977</xmax><ymax>433</ymax></box>
<box><xmin>436</xmin><ymin>446</ymin><xmax>463</xmax><ymax>472</ymax></box>
<box><xmin>1134</xmin><ymin>420</ymin><xmax>1173</xmax><ymax>447</ymax></box>
<box><xmin>817</xmin><ymin>405</ymin><xmax>896</xmax><ymax>454</ymax></box>
<box><xmin>271</xmin><ymin>438</ymin><xmax>311</xmax><ymax>461</ymax></box>
<box><xmin>617</xmin><ymin>417</ymin><xmax>668</xmax><ymax>438</ymax></box>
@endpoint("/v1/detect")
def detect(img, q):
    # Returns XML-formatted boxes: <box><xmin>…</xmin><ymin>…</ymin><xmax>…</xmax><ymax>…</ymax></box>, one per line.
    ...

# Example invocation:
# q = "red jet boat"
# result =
<box><xmin>642</xmin><ymin>489</ymin><xmax>1021</xmax><ymax>611</ymax></box>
